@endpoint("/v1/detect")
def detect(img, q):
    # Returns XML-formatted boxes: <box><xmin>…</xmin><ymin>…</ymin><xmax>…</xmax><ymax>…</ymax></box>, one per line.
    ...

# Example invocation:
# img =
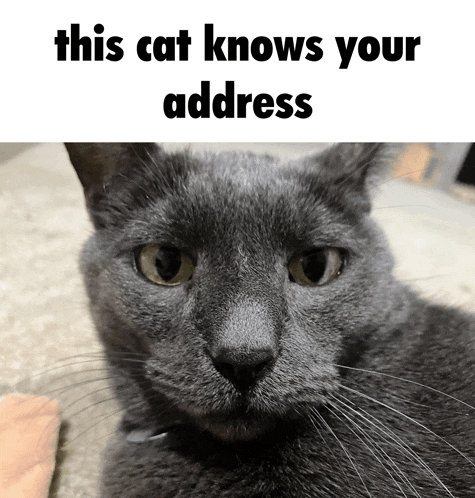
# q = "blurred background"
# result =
<box><xmin>3</xmin><ymin>142</ymin><xmax>474</xmax><ymax>197</ymax></box>
<box><xmin>0</xmin><ymin>143</ymin><xmax>474</xmax><ymax>498</ymax></box>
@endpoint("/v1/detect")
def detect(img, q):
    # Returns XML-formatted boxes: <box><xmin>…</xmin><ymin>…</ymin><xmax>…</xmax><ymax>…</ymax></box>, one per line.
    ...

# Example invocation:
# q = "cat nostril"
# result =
<box><xmin>213</xmin><ymin>362</ymin><xmax>238</xmax><ymax>384</ymax></box>
<box><xmin>211</xmin><ymin>349</ymin><xmax>275</xmax><ymax>391</ymax></box>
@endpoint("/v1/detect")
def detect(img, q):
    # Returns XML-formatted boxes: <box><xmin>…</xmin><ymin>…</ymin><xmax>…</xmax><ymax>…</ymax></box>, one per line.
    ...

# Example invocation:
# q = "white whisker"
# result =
<box><xmin>335</xmin><ymin>364</ymin><xmax>475</xmax><ymax>412</ymax></box>
<box><xmin>310</xmin><ymin>407</ymin><xmax>374</xmax><ymax>498</ymax></box>
<box><xmin>340</xmin><ymin>384</ymin><xmax>475</xmax><ymax>467</ymax></box>
<box><xmin>327</xmin><ymin>398</ymin><xmax>415</xmax><ymax>497</ymax></box>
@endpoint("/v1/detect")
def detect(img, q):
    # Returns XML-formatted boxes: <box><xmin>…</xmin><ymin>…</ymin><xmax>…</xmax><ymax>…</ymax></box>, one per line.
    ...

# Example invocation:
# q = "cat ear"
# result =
<box><xmin>65</xmin><ymin>143</ymin><xmax>161</xmax><ymax>192</ymax></box>
<box><xmin>317</xmin><ymin>143</ymin><xmax>391</xmax><ymax>213</ymax></box>
<box><xmin>65</xmin><ymin>143</ymin><xmax>162</xmax><ymax>228</ymax></box>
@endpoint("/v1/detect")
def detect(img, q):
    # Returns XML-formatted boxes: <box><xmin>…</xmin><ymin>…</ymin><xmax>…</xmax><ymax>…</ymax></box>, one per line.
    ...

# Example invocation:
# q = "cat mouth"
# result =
<box><xmin>172</xmin><ymin>392</ymin><xmax>300</xmax><ymax>442</ymax></box>
<box><xmin>146</xmin><ymin>392</ymin><xmax>290</xmax><ymax>442</ymax></box>
<box><xmin>194</xmin><ymin>411</ymin><xmax>278</xmax><ymax>441</ymax></box>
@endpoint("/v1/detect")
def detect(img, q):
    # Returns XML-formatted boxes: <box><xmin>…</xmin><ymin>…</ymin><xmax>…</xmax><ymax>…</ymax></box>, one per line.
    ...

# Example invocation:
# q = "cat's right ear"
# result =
<box><xmin>65</xmin><ymin>143</ymin><xmax>162</xmax><ymax>227</ymax></box>
<box><xmin>65</xmin><ymin>143</ymin><xmax>161</xmax><ymax>193</ymax></box>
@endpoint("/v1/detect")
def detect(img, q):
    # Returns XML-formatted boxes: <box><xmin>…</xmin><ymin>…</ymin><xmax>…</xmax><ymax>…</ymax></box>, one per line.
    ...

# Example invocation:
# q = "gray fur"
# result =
<box><xmin>65</xmin><ymin>143</ymin><xmax>475</xmax><ymax>497</ymax></box>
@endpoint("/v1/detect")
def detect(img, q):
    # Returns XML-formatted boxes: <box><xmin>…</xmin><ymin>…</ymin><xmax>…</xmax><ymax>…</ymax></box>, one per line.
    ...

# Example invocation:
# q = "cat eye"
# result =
<box><xmin>288</xmin><ymin>248</ymin><xmax>344</xmax><ymax>286</ymax></box>
<box><xmin>136</xmin><ymin>244</ymin><xmax>194</xmax><ymax>286</ymax></box>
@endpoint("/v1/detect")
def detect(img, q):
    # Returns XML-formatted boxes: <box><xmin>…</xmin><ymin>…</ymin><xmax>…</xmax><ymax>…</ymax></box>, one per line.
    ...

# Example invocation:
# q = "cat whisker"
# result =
<box><xmin>66</xmin><ymin>392</ymin><xmax>183</xmax><ymax>450</ymax></box>
<box><xmin>17</xmin><ymin>354</ymin><xmax>107</xmax><ymax>382</ymax></box>
<box><xmin>16</xmin><ymin>365</ymin><xmax>143</xmax><ymax>402</ymax></box>
<box><xmin>15</xmin><ymin>352</ymin><xmax>147</xmax><ymax>390</ymax></box>
<box><xmin>331</xmin><ymin>392</ymin><xmax>455</xmax><ymax>497</ymax></box>
<box><xmin>329</xmin><ymin>394</ymin><xmax>441</xmax><ymax>497</ymax></box>
<box><xmin>53</xmin><ymin>384</ymin><xmax>114</xmax><ymax>414</ymax></box>
<box><xmin>142</xmin><ymin>147</ymin><xmax>158</xmax><ymax>167</ymax></box>
<box><xmin>30</xmin><ymin>394</ymin><xmax>122</xmax><ymax>469</ymax></box>
<box><xmin>399</xmin><ymin>274</ymin><xmax>449</xmax><ymax>283</ymax></box>
<box><xmin>35</xmin><ymin>374</ymin><xmax>114</xmax><ymax>399</ymax></box>
<box><xmin>325</xmin><ymin>399</ymin><xmax>412</xmax><ymax>497</ymax></box>
<box><xmin>309</xmin><ymin>407</ymin><xmax>374</xmax><ymax>498</ymax></box>
<box><xmin>78</xmin><ymin>351</ymin><xmax>149</xmax><ymax>358</ymax></box>
<box><xmin>60</xmin><ymin>397</ymin><xmax>125</xmax><ymax>450</ymax></box>
<box><xmin>334</xmin><ymin>364</ymin><xmax>475</xmax><ymax>412</ymax></box>
<box><xmin>56</xmin><ymin>377</ymin><xmax>174</xmax><ymax>444</ymax></box>
<box><xmin>339</xmin><ymin>384</ymin><xmax>475</xmax><ymax>469</ymax></box>
<box><xmin>298</xmin><ymin>405</ymin><xmax>353</xmax><ymax>490</ymax></box>
<box><xmin>372</xmin><ymin>204</ymin><xmax>434</xmax><ymax>211</ymax></box>
<box><xmin>370</xmin><ymin>167</ymin><xmax>429</xmax><ymax>191</ymax></box>
<box><xmin>331</xmin><ymin>143</ymin><xmax>384</xmax><ymax>189</ymax></box>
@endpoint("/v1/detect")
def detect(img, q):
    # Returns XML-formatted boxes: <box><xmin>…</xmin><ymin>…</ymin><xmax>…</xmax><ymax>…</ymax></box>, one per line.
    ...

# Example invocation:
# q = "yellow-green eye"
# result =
<box><xmin>289</xmin><ymin>248</ymin><xmax>344</xmax><ymax>286</ymax></box>
<box><xmin>137</xmin><ymin>244</ymin><xmax>194</xmax><ymax>286</ymax></box>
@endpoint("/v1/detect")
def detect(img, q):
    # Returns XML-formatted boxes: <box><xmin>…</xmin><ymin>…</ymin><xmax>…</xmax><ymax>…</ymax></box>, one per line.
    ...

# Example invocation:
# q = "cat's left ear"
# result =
<box><xmin>316</xmin><ymin>143</ymin><xmax>393</xmax><ymax>213</ymax></box>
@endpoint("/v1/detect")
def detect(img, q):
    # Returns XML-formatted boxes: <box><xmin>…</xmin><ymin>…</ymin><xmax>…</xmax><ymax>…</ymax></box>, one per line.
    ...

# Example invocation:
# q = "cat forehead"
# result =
<box><xmin>190</xmin><ymin>150</ymin><xmax>298</xmax><ymax>189</ymax></box>
<box><xmin>116</xmin><ymin>150</ymin><xmax>365</xmax><ymax>251</ymax></box>
<box><xmin>178</xmin><ymin>151</ymin><xmax>357</xmax><ymax>221</ymax></box>
<box><xmin>141</xmin><ymin>150</ymin><xmax>360</xmax><ymax>225</ymax></box>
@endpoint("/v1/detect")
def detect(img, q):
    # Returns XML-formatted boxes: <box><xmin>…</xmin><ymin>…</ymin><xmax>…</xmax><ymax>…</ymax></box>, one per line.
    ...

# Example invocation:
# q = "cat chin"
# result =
<box><xmin>195</xmin><ymin>414</ymin><xmax>277</xmax><ymax>442</ymax></box>
<box><xmin>172</xmin><ymin>398</ymin><xmax>285</xmax><ymax>441</ymax></box>
<box><xmin>173</xmin><ymin>395</ymin><xmax>308</xmax><ymax>441</ymax></box>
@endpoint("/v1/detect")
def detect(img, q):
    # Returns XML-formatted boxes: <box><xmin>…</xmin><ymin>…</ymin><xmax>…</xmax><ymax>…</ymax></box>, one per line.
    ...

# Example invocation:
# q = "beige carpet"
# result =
<box><xmin>1</xmin><ymin>143</ymin><xmax>474</xmax><ymax>497</ymax></box>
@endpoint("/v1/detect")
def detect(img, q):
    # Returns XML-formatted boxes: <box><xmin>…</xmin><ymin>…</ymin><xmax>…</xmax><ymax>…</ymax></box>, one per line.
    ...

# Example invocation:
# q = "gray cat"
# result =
<box><xmin>65</xmin><ymin>143</ymin><xmax>475</xmax><ymax>498</ymax></box>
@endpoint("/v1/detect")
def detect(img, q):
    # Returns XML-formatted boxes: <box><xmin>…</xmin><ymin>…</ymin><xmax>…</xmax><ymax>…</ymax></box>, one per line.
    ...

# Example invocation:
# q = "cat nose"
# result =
<box><xmin>210</xmin><ymin>347</ymin><xmax>276</xmax><ymax>392</ymax></box>
<box><xmin>207</xmin><ymin>298</ymin><xmax>280</xmax><ymax>391</ymax></box>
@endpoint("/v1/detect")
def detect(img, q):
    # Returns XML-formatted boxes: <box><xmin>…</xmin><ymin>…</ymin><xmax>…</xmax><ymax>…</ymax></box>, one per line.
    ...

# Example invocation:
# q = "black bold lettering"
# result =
<box><xmin>358</xmin><ymin>36</ymin><xmax>380</xmax><ymax>62</ymax></box>
<box><xmin>305</xmin><ymin>37</ymin><xmax>323</xmax><ymax>62</ymax></box>
<box><xmin>188</xmin><ymin>81</ymin><xmax>210</xmax><ymax>118</ymax></box>
<box><xmin>253</xmin><ymin>94</ymin><xmax>274</xmax><ymax>118</ymax></box>
<box><xmin>204</xmin><ymin>24</ymin><xmax>226</xmax><ymax>61</ymax></box>
<box><xmin>275</xmin><ymin>94</ymin><xmax>293</xmax><ymax>119</ymax></box>
<box><xmin>54</xmin><ymin>30</ymin><xmax>69</xmax><ymax>61</ymax></box>
<box><xmin>335</xmin><ymin>37</ymin><xmax>357</xmax><ymax>69</ymax></box>
<box><xmin>382</xmin><ymin>37</ymin><xmax>403</xmax><ymax>62</ymax></box>
<box><xmin>93</xmin><ymin>24</ymin><xmax>104</xmax><ymax>61</ymax></box>
<box><xmin>163</xmin><ymin>94</ymin><xmax>186</xmax><ymax>118</ymax></box>
<box><xmin>153</xmin><ymin>37</ymin><xmax>175</xmax><ymax>61</ymax></box>
<box><xmin>137</xmin><ymin>36</ymin><xmax>152</xmax><ymax>61</ymax></box>
<box><xmin>176</xmin><ymin>30</ymin><xmax>191</xmax><ymax>60</ymax></box>
<box><xmin>106</xmin><ymin>37</ymin><xmax>123</xmax><ymax>61</ymax></box>
<box><xmin>71</xmin><ymin>24</ymin><xmax>91</xmax><ymax>61</ymax></box>
<box><xmin>405</xmin><ymin>36</ymin><xmax>421</xmax><ymax>61</ymax></box>
<box><xmin>237</xmin><ymin>93</ymin><xmax>253</xmax><ymax>118</ymax></box>
<box><xmin>294</xmin><ymin>94</ymin><xmax>312</xmax><ymax>119</ymax></box>
<box><xmin>274</xmin><ymin>37</ymin><xmax>304</xmax><ymax>61</ymax></box>
<box><xmin>250</xmin><ymin>36</ymin><xmax>273</xmax><ymax>61</ymax></box>
<box><xmin>212</xmin><ymin>81</ymin><xmax>235</xmax><ymax>118</ymax></box>
<box><xmin>228</xmin><ymin>37</ymin><xmax>249</xmax><ymax>61</ymax></box>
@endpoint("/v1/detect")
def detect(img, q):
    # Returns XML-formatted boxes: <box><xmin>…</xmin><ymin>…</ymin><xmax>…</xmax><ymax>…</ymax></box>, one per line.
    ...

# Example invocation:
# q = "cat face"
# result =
<box><xmin>67</xmin><ymin>143</ymin><xmax>400</xmax><ymax>442</ymax></box>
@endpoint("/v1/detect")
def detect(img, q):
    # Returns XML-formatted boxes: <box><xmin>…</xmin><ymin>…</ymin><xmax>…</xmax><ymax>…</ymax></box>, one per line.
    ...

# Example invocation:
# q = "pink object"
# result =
<box><xmin>0</xmin><ymin>395</ymin><xmax>60</xmax><ymax>498</ymax></box>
